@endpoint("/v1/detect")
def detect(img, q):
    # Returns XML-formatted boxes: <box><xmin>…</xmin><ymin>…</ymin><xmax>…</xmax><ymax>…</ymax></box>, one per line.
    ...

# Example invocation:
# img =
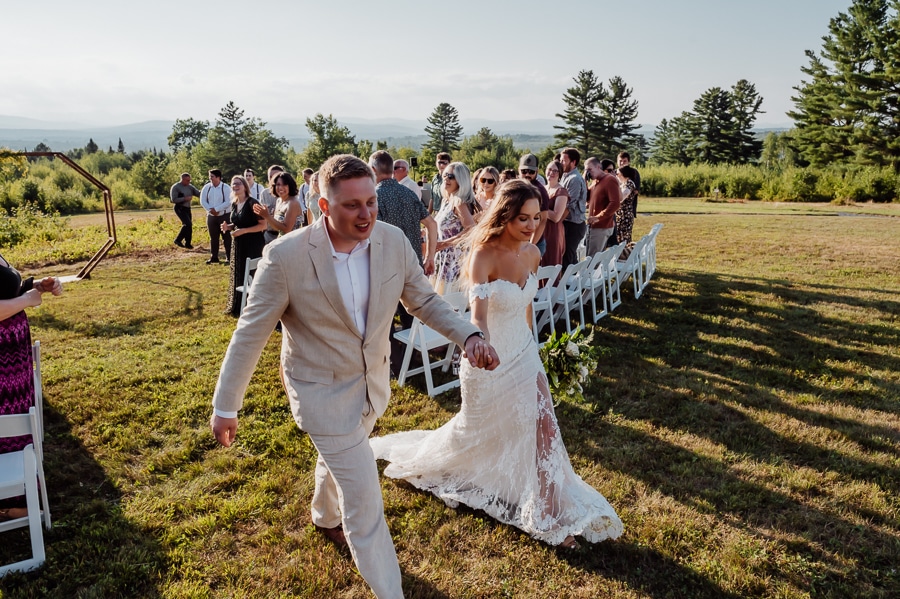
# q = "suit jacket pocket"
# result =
<box><xmin>285</xmin><ymin>365</ymin><xmax>334</xmax><ymax>385</ymax></box>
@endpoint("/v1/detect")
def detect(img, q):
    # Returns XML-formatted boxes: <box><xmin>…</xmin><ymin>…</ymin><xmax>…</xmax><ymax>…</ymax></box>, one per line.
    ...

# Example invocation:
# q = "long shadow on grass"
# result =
<box><xmin>0</xmin><ymin>402</ymin><xmax>166</xmax><ymax>598</ymax></box>
<box><xmin>566</xmin><ymin>268</ymin><xmax>900</xmax><ymax>596</ymax></box>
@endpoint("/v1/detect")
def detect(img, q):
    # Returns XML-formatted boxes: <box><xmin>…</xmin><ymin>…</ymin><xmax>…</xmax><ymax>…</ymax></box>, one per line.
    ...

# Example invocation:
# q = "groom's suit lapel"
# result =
<box><xmin>364</xmin><ymin>225</ymin><xmax>385</xmax><ymax>339</ymax></box>
<box><xmin>308</xmin><ymin>221</ymin><xmax>364</xmax><ymax>340</ymax></box>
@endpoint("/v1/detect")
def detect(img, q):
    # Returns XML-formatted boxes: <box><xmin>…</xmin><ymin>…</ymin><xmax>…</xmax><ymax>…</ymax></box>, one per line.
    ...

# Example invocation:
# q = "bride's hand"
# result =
<box><xmin>464</xmin><ymin>336</ymin><xmax>500</xmax><ymax>370</ymax></box>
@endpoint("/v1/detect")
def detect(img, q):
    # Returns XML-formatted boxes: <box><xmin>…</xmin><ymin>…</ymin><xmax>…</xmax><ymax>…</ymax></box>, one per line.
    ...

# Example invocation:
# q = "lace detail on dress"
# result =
<box><xmin>371</xmin><ymin>273</ymin><xmax>623</xmax><ymax>546</ymax></box>
<box><xmin>469</xmin><ymin>283</ymin><xmax>492</xmax><ymax>301</ymax></box>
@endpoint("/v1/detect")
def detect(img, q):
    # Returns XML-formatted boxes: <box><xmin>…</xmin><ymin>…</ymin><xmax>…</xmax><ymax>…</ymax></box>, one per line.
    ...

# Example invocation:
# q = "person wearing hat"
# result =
<box><xmin>170</xmin><ymin>172</ymin><xmax>201</xmax><ymax>249</ymax></box>
<box><xmin>518</xmin><ymin>153</ymin><xmax>552</xmax><ymax>256</ymax></box>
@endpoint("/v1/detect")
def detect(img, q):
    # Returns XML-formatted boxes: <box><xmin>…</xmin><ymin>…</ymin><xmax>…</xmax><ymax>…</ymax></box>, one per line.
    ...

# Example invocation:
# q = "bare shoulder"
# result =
<box><xmin>523</xmin><ymin>243</ymin><xmax>541</xmax><ymax>269</ymax></box>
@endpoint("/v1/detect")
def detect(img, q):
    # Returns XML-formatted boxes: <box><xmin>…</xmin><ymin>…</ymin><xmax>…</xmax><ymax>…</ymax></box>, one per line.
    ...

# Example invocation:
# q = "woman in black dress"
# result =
<box><xmin>221</xmin><ymin>175</ymin><xmax>266</xmax><ymax>316</ymax></box>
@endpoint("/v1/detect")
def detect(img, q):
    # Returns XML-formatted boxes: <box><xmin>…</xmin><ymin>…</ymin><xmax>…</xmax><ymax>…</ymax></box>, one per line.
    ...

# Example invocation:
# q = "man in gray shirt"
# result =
<box><xmin>559</xmin><ymin>147</ymin><xmax>588</xmax><ymax>270</ymax></box>
<box><xmin>170</xmin><ymin>173</ymin><xmax>200</xmax><ymax>249</ymax></box>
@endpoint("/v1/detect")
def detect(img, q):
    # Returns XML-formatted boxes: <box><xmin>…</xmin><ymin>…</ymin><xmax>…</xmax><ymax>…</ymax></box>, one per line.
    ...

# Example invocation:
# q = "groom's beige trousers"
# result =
<box><xmin>309</xmin><ymin>407</ymin><xmax>403</xmax><ymax>599</ymax></box>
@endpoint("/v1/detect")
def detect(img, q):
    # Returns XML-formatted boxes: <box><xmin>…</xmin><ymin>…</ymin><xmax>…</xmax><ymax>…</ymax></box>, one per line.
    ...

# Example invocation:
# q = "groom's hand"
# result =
<box><xmin>464</xmin><ymin>336</ymin><xmax>500</xmax><ymax>371</ymax></box>
<box><xmin>211</xmin><ymin>414</ymin><xmax>238</xmax><ymax>447</ymax></box>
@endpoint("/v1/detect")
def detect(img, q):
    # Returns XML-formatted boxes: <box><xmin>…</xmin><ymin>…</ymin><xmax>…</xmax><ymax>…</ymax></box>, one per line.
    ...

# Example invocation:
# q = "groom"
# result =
<box><xmin>210</xmin><ymin>154</ymin><xmax>499</xmax><ymax>599</ymax></box>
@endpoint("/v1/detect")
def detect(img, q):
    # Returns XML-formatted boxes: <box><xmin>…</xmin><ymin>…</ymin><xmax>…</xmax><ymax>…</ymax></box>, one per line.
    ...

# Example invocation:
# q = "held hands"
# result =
<box><xmin>463</xmin><ymin>335</ymin><xmax>500</xmax><ymax>371</ymax></box>
<box><xmin>36</xmin><ymin>276</ymin><xmax>62</xmax><ymax>296</ymax></box>
<box><xmin>423</xmin><ymin>257</ymin><xmax>435</xmax><ymax>277</ymax></box>
<box><xmin>210</xmin><ymin>414</ymin><xmax>238</xmax><ymax>447</ymax></box>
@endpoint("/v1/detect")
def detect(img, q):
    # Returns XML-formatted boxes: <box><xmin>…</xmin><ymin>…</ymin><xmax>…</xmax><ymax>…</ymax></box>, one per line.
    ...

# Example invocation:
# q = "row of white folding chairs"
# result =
<box><xmin>533</xmin><ymin>224</ymin><xmax>664</xmax><ymax>345</ymax></box>
<box><xmin>0</xmin><ymin>341</ymin><xmax>51</xmax><ymax>576</ymax></box>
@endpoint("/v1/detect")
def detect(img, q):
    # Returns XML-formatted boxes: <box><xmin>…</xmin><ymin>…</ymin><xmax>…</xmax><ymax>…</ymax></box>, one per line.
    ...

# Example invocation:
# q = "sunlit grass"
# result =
<box><xmin>0</xmin><ymin>204</ymin><xmax>897</xmax><ymax>597</ymax></box>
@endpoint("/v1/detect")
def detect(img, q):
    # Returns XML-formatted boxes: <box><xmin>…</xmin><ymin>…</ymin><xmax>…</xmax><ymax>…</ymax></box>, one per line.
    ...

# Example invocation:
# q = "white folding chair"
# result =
<box><xmin>539</xmin><ymin>259</ymin><xmax>589</xmax><ymax>336</ymax></box>
<box><xmin>31</xmin><ymin>341</ymin><xmax>44</xmax><ymax>444</ymax></box>
<box><xmin>581</xmin><ymin>249</ymin><xmax>615</xmax><ymax>323</ymax></box>
<box><xmin>0</xmin><ymin>407</ymin><xmax>49</xmax><ymax>575</ymax></box>
<box><xmin>616</xmin><ymin>235</ymin><xmax>650</xmax><ymax>299</ymax></box>
<box><xmin>605</xmin><ymin>242</ymin><xmax>627</xmax><ymax>312</ymax></box>
<box><xmin>236</xmin><ymin>257</ymin><xmax>262</xmax><ymax>315</ymax></box>
<box><xmin>644</xmin><ymin>223</ymin><xmax>664</xmax><ymax>283</ymax></box>
<box><xmin>531</xmin><ymin>264</ymin><xmax>561</xmax><ymax>346</ymax></box>
<box><xmin>393</xmin><ymin>292</ymin><xmax>469</xmax><ymax>396</ymax></box>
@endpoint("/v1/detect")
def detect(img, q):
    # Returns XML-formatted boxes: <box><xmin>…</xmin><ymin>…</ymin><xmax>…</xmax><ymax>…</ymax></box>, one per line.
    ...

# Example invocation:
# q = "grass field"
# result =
<box><xmin>1</xmin><ymin>199</ymin><xmax>898</xmax><ymax>598</ymax></box>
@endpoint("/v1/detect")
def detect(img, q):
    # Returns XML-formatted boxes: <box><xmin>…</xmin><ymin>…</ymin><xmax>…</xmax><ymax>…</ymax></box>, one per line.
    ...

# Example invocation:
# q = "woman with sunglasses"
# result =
<box><xmin>432</xmin><ymin>162</ymin><xmax>477</xmax><ymax>294</ymax></box>
<box><xmin>221</xmin><ymin>175</ymin><xmax>267</xmax><ymax>316</ymax></box>
<box><xmin>539</xmin><ymin>160</ymin><xmax>569</xmax><ymax>267</ymax></box>
<box><xmin>475</xmin><ymin>166</ymin><xmax>501</xmax><ymax>216</ymax></box>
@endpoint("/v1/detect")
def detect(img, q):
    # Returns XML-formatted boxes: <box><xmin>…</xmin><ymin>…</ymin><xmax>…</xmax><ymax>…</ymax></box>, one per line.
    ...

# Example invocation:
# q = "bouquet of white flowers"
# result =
<box><xmin>538</xmin><ymin>328</ymin><xmax>600</xmax><ymax>404</ymax></box>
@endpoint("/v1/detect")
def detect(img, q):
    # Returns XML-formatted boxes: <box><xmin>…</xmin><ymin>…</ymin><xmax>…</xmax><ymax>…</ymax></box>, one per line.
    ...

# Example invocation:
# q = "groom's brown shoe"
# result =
<box><xmin>315</xmin><ymin>524</ymin><xmax>347</xmax><ymax>546</ymax></box>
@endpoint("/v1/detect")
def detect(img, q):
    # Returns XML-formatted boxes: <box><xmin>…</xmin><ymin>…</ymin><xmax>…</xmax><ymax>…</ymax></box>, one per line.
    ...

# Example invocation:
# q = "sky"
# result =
<box><xmin>1</xmin><ymin>0</ymin><xmax>852</xmax><ymax>129</ymax></box>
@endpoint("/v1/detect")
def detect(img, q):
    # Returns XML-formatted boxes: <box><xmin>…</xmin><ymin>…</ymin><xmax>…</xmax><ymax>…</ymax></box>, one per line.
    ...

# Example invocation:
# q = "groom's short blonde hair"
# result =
<box><xmin>319</xmin><ymin>154</ymin><xmax>375</xmax><ymax>199</ymax></box>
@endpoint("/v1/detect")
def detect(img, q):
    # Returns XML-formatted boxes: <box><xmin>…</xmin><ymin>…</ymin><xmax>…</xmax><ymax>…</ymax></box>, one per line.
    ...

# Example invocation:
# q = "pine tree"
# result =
<box><xmin>789</xmin><ymin>0</ymin><xmax>900</xmax><ymax>169</ymax></box>
<box><xmin>554</xmin><ymin>70</ymin><xmax>604</xmax><ymax>158</ymax></box>
<box><xmin>424</xmin><ymin>103</ymin><xmax>463</xmax><ymax>154</ymax></box>
<box><xmin>198</xmin><ymin>101</ymin><xmax>287</xmax><ymax>177</ymax></box>
<box><xmin>117</xmin><ymin>138</ymin><xmax>125</xmax><ymax>154</ymax></box>
<box><xmin>85</xmin><ymin>138</ymin><xmax>99</xmax><ymax>154</ymax></box>
<box><xmin>596</xmin><ymin>75</ymin><xmax>641</xmax><ymax>159</ymax></box>
<box><xmin>690</xmin><ymin>87</ymin><xmax>738</xmax><ymax>163</ymax></box>
<box><xmin>729</xmin><ymin>79</ymin><xmax>764</xmax><ymax>163</ymax></box>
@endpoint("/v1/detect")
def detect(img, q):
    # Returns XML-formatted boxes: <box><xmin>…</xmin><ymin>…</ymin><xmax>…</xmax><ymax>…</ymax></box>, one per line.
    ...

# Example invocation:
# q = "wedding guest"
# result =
<box><xmin>371</xmin><ymin>179</ymin><xmax>623</xmax><ymax>550</ymax></box>
<box><xmin>518</xmin><ymin>153</ymin><xmax>551</xmax><ymax>256</ymax></box>
<box><xmin>617</xmin><ymin>151</ymin><xmax>640</xmax><ymax>214</ymax></box>
<box><xmin>258</xmin><ymin>165</ymin><xmax>285</xmax><ymax>245</ymax></box>
<box><xmin>200</xmin><ymin>169</ymin><xmax>232</xmax><ymax>264</ymax></box>
<box><xmin>500</xmin><ymin>168</ymin><xmax>517</xmax><ymax>183</ymax></box>
<box><xmin>614</xmin><ymin>165</ymin><xmax>639</xmax><ymax>257</ymax></box>
<box><xmin>220</xmin><ymin>175</ymin><xmax>266</xmax><ymax>316</ymax></box>
<box><xmin>170</xmin><ymin>173</ymin><xmax>200</xmax><ymax>249</ymax></box>
<box><xmin>244</xmin><ymin>168</ymin><xmax>265</xmax><ymax>200</ymax></box>
<box><xmin>584</xmin><ymin>158</ymin><xmax>620</xmax><ymax>257</ymax></box>
<box><xmin>393</xmin><ymin>159</ymin><xmax>421</xmax><ymax>201</ymax></box>
<box><xmin>429</xmin><ymin>152</ymin><xmax>451</xmax><ymax>213</ymax></box>
<box><xmin>432</xmin><ymin>162</ymin><xmax>477</xmax><ymax>295</ymax></box>
<box><xmin>253</xmin><ymin>172</ymin><xmax>303</xmax><ymax>242</ymax></box>
<box><xmin>559</xmin><ymin>148</ymin><xmax>587</xmax><ymax>271</ymax></box>
<box><xmin>475</xmin><ymin>166</ymin><xmax>501</xmax><ymax>214</ymax></box>
<box><xmin>540</xmin><ymin>160</ymin><xmax>568</xmax><ymax>267</ymax></box>
<box><xmin>0</xmin><ymin>253</ymin><xmax>62</xmax><ymax>521</ymax></box>
<box><xmin>306</xmin><ymin>172</ymin><xmax>322</xmax><ymax>223</ymax></box>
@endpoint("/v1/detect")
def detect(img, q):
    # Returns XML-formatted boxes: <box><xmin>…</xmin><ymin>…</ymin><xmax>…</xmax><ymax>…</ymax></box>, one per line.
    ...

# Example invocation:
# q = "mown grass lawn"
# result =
<box><xmin>1</xmin><ymin>200</ymin><xmax>898</xmax><ymax>598</ymax></box>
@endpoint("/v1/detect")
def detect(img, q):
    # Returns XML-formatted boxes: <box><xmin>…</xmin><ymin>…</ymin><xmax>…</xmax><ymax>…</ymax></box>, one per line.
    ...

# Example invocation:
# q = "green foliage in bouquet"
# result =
<box><xmin>539</xmin><ymin>328</ymin><xmax>602</xmax><ymax>404</ymax></box>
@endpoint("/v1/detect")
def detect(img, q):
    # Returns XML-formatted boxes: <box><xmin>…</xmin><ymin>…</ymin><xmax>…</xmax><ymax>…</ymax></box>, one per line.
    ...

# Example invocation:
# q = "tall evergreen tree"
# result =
<box><xmin>554</xmin><ymin>70</ymin><xmax>605</xmax><ymax>157</ymax></box>
<box><xmin>198</xmin><ymin>101</ymin><xmax>287</xmax><ymax>177</ymax></box>
<box><xmin>789</xmin><ymin>0</ymin><xmax>900</xmax><ymax>169</ymax></box>
<box><xmin>424</xmin><ymin>103</ymin><xmax>463</xmax><ymax>154</ymax></box>
<box><xmin>729</xmin><ymin>79</ymin><xmax>764</xmax><ymax>163</ymax></box>
<box><xmin>85</xmin><ymin>138</ymin><xmax>99</xmax><ymax>154</ymax></box>
<box><xmin>689</xmin><ymin>87</ymin><xmax>738</xmax><ymax>163</ymax></box>
<box><xmin>596</xmin><ymin>75</ymin><xmax>641</xmax><ymax>158</ymax></box>
<box><xmin>117</xmin><ymin>138</ymin><xmax>126</xmax><ymax>154</ymax></box>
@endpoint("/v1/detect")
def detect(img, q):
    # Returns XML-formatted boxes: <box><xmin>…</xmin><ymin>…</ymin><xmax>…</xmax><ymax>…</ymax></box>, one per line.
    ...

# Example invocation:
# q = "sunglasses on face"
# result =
<box><xmin>479</xmin><ymin>178</ymin><xmax>495</xmax><ymax>184</ymax></box>
<box><xmin>520</xmin><ymin>169</ymin><xmax>536</xmax><ymax>175</ymax></box>
<box><xmin>437</xmin><ymin>161</ymin><xmax>449</xmax><ymax>166</ymax></box>
<box><xmin>442</xmin><ymin>173</ymin><xmax>456</xmax><ymax>180</ymax></box>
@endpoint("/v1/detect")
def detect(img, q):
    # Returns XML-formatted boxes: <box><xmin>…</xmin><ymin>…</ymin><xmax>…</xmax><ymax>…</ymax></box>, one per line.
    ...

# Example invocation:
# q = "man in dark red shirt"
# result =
<box><xmin>585</xmin><ymin>158</ymin><xmax>620</xmax><ymax>256</ymax></box>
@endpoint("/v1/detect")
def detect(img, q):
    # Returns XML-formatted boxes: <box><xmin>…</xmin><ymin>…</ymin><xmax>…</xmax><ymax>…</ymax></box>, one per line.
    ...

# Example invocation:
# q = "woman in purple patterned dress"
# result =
<box><xmin>0</xmin><ymin>252</ymin><xmax>62</xmax><ymax>520</ymax></box>
<box><xmin>432</xmin><ymin>162</ymin><xmax>477</xmax><ymax>294</ymax></box>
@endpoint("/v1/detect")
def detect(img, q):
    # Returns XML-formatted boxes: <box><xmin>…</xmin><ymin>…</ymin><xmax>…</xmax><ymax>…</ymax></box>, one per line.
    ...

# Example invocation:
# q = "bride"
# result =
<box><xmin>371</xmin><ymin>180</ymin><xmax>623</xmax><ymax>548</ymax></box>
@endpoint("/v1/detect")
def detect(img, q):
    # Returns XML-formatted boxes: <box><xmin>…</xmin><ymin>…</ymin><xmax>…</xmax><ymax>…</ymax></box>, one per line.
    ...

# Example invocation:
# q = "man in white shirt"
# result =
<box><xmin>199</xmin><ymin>169</ymin><xmax>232</xmax><ymax>264</ymax></box>
<box><xmin>299</xmin><ymin>168</ymin><xmax>313</xmax><ymax>202</ymax></box>
<box><xmin>244</xmin><ymin>168</ymin><xmax>265</xmax><ymax>200</ymax></box>
<box><xmin>392</xmin><ymin>159</ymin><xmax>421</xmax><ymax>201</ymax></box>
<box><xmin>210</xmin><ymin>154</ymin><xmax>499</xmax><ymax>599</ymax></box>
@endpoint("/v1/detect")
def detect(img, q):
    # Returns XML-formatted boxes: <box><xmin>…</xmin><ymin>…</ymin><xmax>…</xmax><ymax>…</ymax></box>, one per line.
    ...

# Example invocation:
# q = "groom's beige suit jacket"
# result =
<box><xmin>212</xmin><ymin>218</ymin><xmax>478</xmax><ymax>436</ymax></box>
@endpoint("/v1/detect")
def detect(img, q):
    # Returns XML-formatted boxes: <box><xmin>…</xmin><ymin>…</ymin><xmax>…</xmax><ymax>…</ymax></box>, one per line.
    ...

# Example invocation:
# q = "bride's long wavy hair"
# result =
<box><xmin>458</xmin><ymin>179</ymin><xmax>541</xmax><ymax>286</ymax></box>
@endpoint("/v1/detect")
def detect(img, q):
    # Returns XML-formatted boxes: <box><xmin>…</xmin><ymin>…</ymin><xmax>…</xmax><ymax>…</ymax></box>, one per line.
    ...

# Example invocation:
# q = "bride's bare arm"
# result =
<box><xmin>467</xmin><ymin>246</ymin><xmax>493</xmax><ymax>343</ymax></box>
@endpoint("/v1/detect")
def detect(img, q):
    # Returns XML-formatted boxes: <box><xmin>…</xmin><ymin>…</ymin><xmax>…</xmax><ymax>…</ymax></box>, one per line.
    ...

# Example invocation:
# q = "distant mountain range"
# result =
<box><xmin>0</xmin><ymin>115</ymin><xmax>789</xmax><ymax>153</ymax></box>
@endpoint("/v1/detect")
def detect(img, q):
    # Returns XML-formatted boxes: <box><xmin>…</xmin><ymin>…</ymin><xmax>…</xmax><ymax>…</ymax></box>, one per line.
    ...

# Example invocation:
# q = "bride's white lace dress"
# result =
<box><xmin>371</xmin><ymin>275</ymin><xmax>623</xmax><ymax>545</ymax></box>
